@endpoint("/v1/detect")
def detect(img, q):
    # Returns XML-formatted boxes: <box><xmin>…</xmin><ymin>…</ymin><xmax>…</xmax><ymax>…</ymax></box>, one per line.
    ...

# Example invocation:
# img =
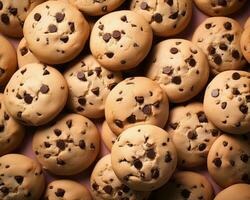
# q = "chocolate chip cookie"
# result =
<box><xmin>166</xmin><ymin>102</ymin><xmax>221</xmax><ymax>168</ymax></box>
<box><xmin>105</xmin><ymin>77</ymin><xmax>169</xmax><ymax>135</ymax></box>
<box><xmin>207</xmin><ymin>134</ymin><xmax>250</xmax><ymax>188</ymax></box>
<box><xmin>0</xmin><ymin>35</ymin><xmax>17</xmax><ymax>86</ymax></box>
<box><xmin>44</xmin><ymin>180</ymin><xmax>92</xmax><ymax>200</ymax></box>
<box><xmin>0</xmin><ymin>154</ymin><xmax>45</xmax><ymax>200</ymax></box>
<box><xmin>102</xmin><ymin>120</ymin><xmax>117</xmax><ymax>152</ymax></box>
<box><xmin>0</xmin><ymin>0</ymin><xmax>45</xmax><ymax>38</ymax></box>
<box><xmin>154</xmin><ymin>171</ymin><xmax>214</xmax><ymax>200</ymax></box>
<box><xmin>130</xmin><ymin>0</ymin><xmax>192</xmax><ymax>37</ymax></box>
<box><xmin>111</xmin><ymin>125</ymin><xmax>177</xmax><ymax>191</ymax></box>
<box><xmin>32</xmin><ymin>113</ymin><xmax>100</xmax><ymax>175</ymax></box>
<box><xmin>192</xmin><ymin>17</ymin><xmax>245</xmax><ymax>74</ymax></box>
<box><xmin>241</xmin><ymin>24</ymin><xmax>250</xmax><ymax>63</ymax></box>
<box><xmin>90</xmin><ymin>10</ymin><xmax>153</xmax><ymax>71</ymax></box>
<box><xmin>23</xmin><ymin>1</ymin><xmax>90</xmax><ymax>64</ymax></box>
<box><xmin>4</xmin><ymin>63</ymin><xmax>68</xmax><ymax>126</ymax></box>
<box><xmin>244</xmin><ymin>17</ymin><xmax>250</xmax><ymax>29</ymax></box>
<box><xmin>204</xmin><ymin>70</ymin><xmax>250</xmax><ymax>134</ymax></box>
<box><xmin>64</xmin><ymin>54</ymin><xmax>123</xmax><ymax>119</ymax></box>
<box><xmin>91</xmin><ymin>154</ymin><xmax>150</xmax><ymax>200</ymax></box>
<box><xmin>146</xmin><ymin>39</ymin><xmax>209</xmax><ymax>103</ymax></box>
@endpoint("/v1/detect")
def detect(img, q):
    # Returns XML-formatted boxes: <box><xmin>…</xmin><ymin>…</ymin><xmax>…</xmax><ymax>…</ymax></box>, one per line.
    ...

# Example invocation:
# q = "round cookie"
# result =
<box><xmin>91</xmin><ymin>154</ymin><xmax>150</xmax><ymax>200</ymax></box>
<box><xmin>4</xmin><ymin>63</ymin><xmax>68</xmax><ymax>126</ymax></box>
<box><xmin>69</xmin><ymin>0</ymin><xmax>126</xmax><ymax>16</ymax></box>
<box><xmin>192</xmin><ymin>17</ymin><xmax>245</xmax><ymax>74</ymax></box>
<box><xmin>17</xmin><ymin>38</ymin><xmax>41</xmax><ymax>68</ymax></box>
<box><xmin>64</xmin><ymin>54</ymin><xmax>123</xmax><ymax>119</ymax></box>
<box><xmin>241</xmin><ymin>25</ymin><xmax>250</xmax><ymax>63</ymax></box>
<box><xmin>193</xmin><ymin>0</ymin><xmax>246</xmax><ymax>16</ymax></box>
<box><xmin>130</xmin><ymin>0</ymin><xmax>192</xmax><ymax>37</ymax></box>
<box><xmin>204</xmin><ymin>70</ymin><xmax>250</xmax><ymax>134</ymax></box>
<box><xmin>0</xmin><ymin>35</ymin><xmax>17</xmax><ymax>86</ymax></box>
<box><xmin>111</xmin><ymin>125</ymin><xmax>177</xmax><ymax>191</ymax></box>
<box><xmin>0</xmin><ymin>154</ymin><xmax>45</xmax><ymax>200</ymax></box>
<box><xmin>0</xmin><ymin>0</ymin><xmax>45</xmax><ymax>38</ymax></box>
<box><xmin>90</xmin><ymin>10</ymin><xmax>153</xmax><ymax>71</ymax></box>
<box><xmin>0</xmin><ymin>93</ymin><xmax>25</xmax><ymax>156</ymax></box>
<box><xmin>214</xmin><ymin>184</ymin><xmax>250</xmax><ymax>200</ymax></box>
<box><xmin>105</xmin><ymin>77</ymin><xmax>169</xmax><ymax>135</ymax></box>
<box><xmin>207</xmin><ymin>134</ymin><xmax>250</xmax><ymax>188</ymax></box>
<box><xmin>32</xmin><ymin>113</ymin><xmax>100</xmax><ymax>176</ymax></box>
<box><xmin>44</xmin><ymin>180</ymin><xmax>92</xmax><ymax>200</ymax></box>
<box><xmin>244</xmin><ymin>17</ymin><xmax>250</xmax><ymax>29</ymax></box>
<box><xmin>154</xmin><ymin>171</ymin><xmax>214</xmax><ymax>200</ymax></box>
<box><xmin>166</xmin><ymin>102</ymin><xmax>221</xmax><ymax>168</ymax></box>
<box><xmin>101</xmin><ymin>120</ymin><xmax>117</xmax><ymax>151</ymax></box>
<box><xmin>23</xmin><ymin>1</ymin><xmax>90</xmax><ymax>64</ymax></box>
<box><xmin>146</xmin><ymin>39</ymin><xmax>209</xmax><ymax>103</ymax></box>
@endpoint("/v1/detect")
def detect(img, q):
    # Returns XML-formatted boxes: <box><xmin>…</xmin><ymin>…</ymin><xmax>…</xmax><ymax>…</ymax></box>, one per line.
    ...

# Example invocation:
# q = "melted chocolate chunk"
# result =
<box><xmin>14</xmin><ymin>176</ymin><xmax>24</xmax><ymax>185</ymax></box>
<box><xmin>133</xmin><ymin>159</ymin><xmax>143</xmax><ymax>169</ymax></box>
<box><xmin>24</xmin><ymin>93</ymin><xmax>33</xmax><ymax>104</ymax></box>
<box><xmin>221</xmin><ymin>102</ymin><xmax>227</xmax><ymax>109</ymax></box>
<box><xmin>170</xmin><ymin>47</ymin><xmax>178</xmax><ymax>54</ymax></box>
<box><xmin>169</xmin><ymin>11</ymin><xmax>178</xmax><ymax>19</ymax></box>
<box><xmin>197</xmin><ymin>111</ymin><xmax>208</xmax><ymax>123</ymax></box>
<box><xmin>20</xmin><ymin>47</ymin><xmax>28</xmax><ymax>56</ymax></box>
<box><xmin>224</xmin><ymin>22</ymin><xmax>232</xmax><ymax>30</ymax></box>
<box><xmin>48</xmin><ymin>24</ymin><xmax>57</xmax><ymax>33</ymax></box>
<box><xmin>112</xmin><ymin>30</ymin><xmax>121</xmax><ymax>40</ymax></box>
<box><xmin>213</xmin><ymin>158</ymin><xmax>222</xmax><ymax>168</ymax></box>
<box><xmin>66</xmin><ymin>120</ymin><xmax>72</xmax><ymax>128</ymax></box>
<box><xmin>55</xmin><ymin>12</ymin><xmax>65</xmax><ymax>23</ymax></box>
<box><xmin>211</xmin><ymin>89</ymin><xmax>219</xmax><ymax>97</ymax></box>
<box><xmin>151</xmin><ymin>168</ymin><xmax>159</xmax><ymax>179</ymax></box>
<box><xmin>166</xmin><ymin>0</ymin><xmax>173</xmax><ymax>6</ymax></box>
<box><xmin>140</xmin><ymin>2</ymin><xmax>149</xmax><ymax>10</ymax></box>
<box><xmin>56</xmin><ymin>140</ymin><xmax>65</xmax><ymax>150</ymax></box>
<box><xmin>54</xmin><ymin>129</ymin><xmax>62</xmax><ymax>136</ymax></box>
<box><xmin>239</xmin><ymin>105</ymin><xmax>248</xmax><ymax>114</ymax></box>
<box><xmin>55</xmin><ymin>188</ymin><xmax>65</xmax><ymax>197</ymax></box>
<box><xmin>103</xmin><ymin>33</ymin><xmax>111</xmax><ymax>42</ymax></box>
<box><xmin>232</xmin><ymin>72</ymin><xmax>240</xmax><ymax>80</ymax></box>
<box><xmin>165</xmin><ymin>151</ymin><xmax>172</xmax><ymax>162</ymax></box>
<box><xmin>172</xmin><ymin>76</ymin><xmax>181</xmax><ymax>85</ymax></box>
<box><xmin>147</xmin><ymin>149</ymin><xmax>156</xmax><ymax>159</ymax></box>
<box><xmin>142</xmin><ymin>105</ymin><xmax>152</xmax><ymax>115</ymax></box>
<box><xmin>103</xmin><ymin>185</ymin><xmax>113</xmax><ymax>194</ymax></box>
<box><xmin>34</xmin><ymin>13</ymin><xmax>41</xmax><ymax>21</ymax></box>
<box><xmin>127</xmin><ymin>114</ymin><xmax>136</xmax><ymax>123</ymax></box>
<box><xmin>240</xmin><ymin>154</ymin><xmax>248</xmax><ymax>163</ymax></box>
<box><xmin>79</xmin><ymin>140</ymin><xmax>86</xmax><ymax>149</ymax></box>
<box><xmin>162</xmin><ymin>66</ymin><xmax>173</xmax><ymax>75</ymax></box>
<box><xmin>40</xmin><ymin>84</ymin><xmax>49</xmax><ymax>94</ymax></box>
<box><xmin>152</xmin><ymin>13</ymin><xmax>163</xmax><ymax>23</ymax></box>
<box><xmin>181</xmin><ymin>189</ymin><xmax>191</xmax><ymax>198</ymax></box>
<box><xmin>135</xmin><ymin>96</ymin><xmax>144</xmax><ymax>104</ymax></box>
<box><xmin>77</xmin><ymin>71</ymin><xmax>87</xmax><ymax>81</ymax></box>
<box><xmin>78</xmin><ymin>97</ymin><xmax>86</xmax><ymax>106</ymax></box>
<box><xmin>114</xmin><ymin>119</ymin><xmax>123</xmax><ymax>128</ymax></box>
<box><xmin>187</xmin><ymin>130</ymin><xmax>197</xmax><ymax>140</ymax></box>
<box><xmin>1</xmin><ymin>14</ymin><xmax>9</xmax><ymax>24</ymax></box>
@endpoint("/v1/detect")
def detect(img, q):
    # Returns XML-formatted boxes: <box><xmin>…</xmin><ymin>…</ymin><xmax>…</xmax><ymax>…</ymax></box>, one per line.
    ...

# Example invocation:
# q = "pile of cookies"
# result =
<box><xmin>0</xmin><ymin>0</ymin><xmax>249</xmax><ymax>200</ymax></box>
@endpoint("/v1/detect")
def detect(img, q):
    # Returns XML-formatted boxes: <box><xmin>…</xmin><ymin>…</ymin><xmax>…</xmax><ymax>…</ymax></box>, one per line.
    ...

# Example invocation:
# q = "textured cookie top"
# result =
<box><xmin>90</xmin><ymin>10</ymin><xmax>153</xmax><ymax>71</ymax></box>
<box><xmin>166</xmin><ymin>102</ymin><xmax>221</xmax><ymax>168</ymax></box>
<box><xmin>64</xmin><ymin>54</ymin><xmax>122</xmax><ymax>119</ymax></box>
<box><xmin>154</xmin><ymin>171</ymin><xmax>214</xmax><ymax>200</ymax></box>
<box><xmin>192</xmin><ymin>17</ymin><xmax>245</xmax><ymax>74</ymax></box>
<box><xmin>0</xmin><ymin>0</ymin><xmax>45</xmax><ymax>37</ymax></box>
<box><xmin>0</xmin><ymin>154</ymin><xmax>45</xmax><ymax>200</ymax></box>
<box><xmin>101</xmin><ymin>120</ymin><xmax>117</xmax><ymax>151</ymax></box>
<box><xmin>130</xmin><ymin>0</ymin><xmax>192</xmax><ymax>37</ymax></box>
<box><xmin>4</xmin><ymin>63</ymin><xmax>68</xmax><ymax>126</ymax></box>
<box><xmin>32</xmin><ymin>113</ymin><xmax>100</xmax><ymax>175</ymax></box>
<box><xmin>111</xmin><ymin>125</ymin><xmax>177</xmax><ymax>191</ymax></box>
<box><xmin>146</xmin><ymin>39</ymin><xmax>209</xmax><ymax>103</ymax></box>
<box><xmin>44</xmin><ymin>180</ymin><xmax>92</xmax><ymax>200</ymax></box>
<box><xmin>207</xmin><ymin>134</ymin><xmax>250</xmax><ymax>188</ymax></box>
<box><xmin>204</xmin><ymin>70</ymin><xmax>250</xmax><ymax>134</ymax></box>
<box><xmin>240</xmin><ymin>26</ymin><xmax>250</xmax><ymax>63</ymax></box>
<box><xmin>90</xmin><ymin>154</ymin><xmax>149</xmax><ymax>200</ymax></box>
<box><xmin>23</xmin><ymin>1</ymin><xmax>90</xmax><ymax>64</ymax></box>
<box><xmin>105</xmin><ymin>77</ymin><xmax>169</xmax><ymax>135</ymax></box>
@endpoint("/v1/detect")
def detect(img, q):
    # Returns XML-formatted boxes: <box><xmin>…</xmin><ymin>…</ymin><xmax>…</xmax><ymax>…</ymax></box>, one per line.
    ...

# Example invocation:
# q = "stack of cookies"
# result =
<box><xmin>0</xmin><ymin>0</ymin><xmax>249</xmax><ymax>200</ymax></box>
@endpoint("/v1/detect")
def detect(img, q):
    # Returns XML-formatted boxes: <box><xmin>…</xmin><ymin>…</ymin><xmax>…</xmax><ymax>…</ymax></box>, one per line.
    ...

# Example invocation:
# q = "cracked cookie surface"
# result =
<box><xmin>192</xmin><ymin>17</ymin><xmax>245</xmax><ymax>74</ymax></box>
<box><xmin>193</xmin><ymin>0</ymin><xmax>246</xmax><ymax>16</ymax></box>
<box><xmin>154</xmin><ymin>171</ymin><xmax>214</xmax><ymax>200</ymax></box>
<box><xmin>44</xmin><ymin>179</ymin><xmax>92</xmax><ymax>200</ymax></box>
<box><xmin>23</xmin><ymin>1</ymin><xmax>90</xmax><ymax>64</ymax></box>
<box><xmin>102</xmin><ymin>120</ymin><xmax>117</xmax><ymax>151</ymax></box>
<box><xmin>64</xmin><ymin>54</ymin><xmax>123</xmax><ymax>119</ymax></box>
<box><xmin>207</xmin><ymin>134</ymin><xmax>250</xmax><ymax>188</ymax></box>
<box><xmin>130</xmin><ymin>0</ymin><xmax>192</xmax><ymax>37</ymax></box>
<box><xmin>32</xmin><ymin>113</ymin><xmax>100</xmax><ymax>175</ymax></box>
<box><xmin>3</xmin><ymin>63</ymin><xmax>68</xmax><ymax>126</ymax></box>
<box><xmin>166</xmin><ymin>102</ymin><xmax>221</xmax><ymax>168</ymax></box>
<box><xmin>111</xmin><ymin>125</ymin><xmax>177</xmax><ymax>191</ymax></box>
<box><xmin>91</xmin><ymin>154</ymin><xmax>150</xmax><ymax>200</ymax></box>
<box><xmin>0</xmin><ymin>154</ymin><xmax>45</xmax><ymax>200</ymax></box>
<box><xmin>0</xmin><ymin>0</ymin><xmax>45</xmax><ymax>38</ymax></box>
<box><xmin>0</xmin><ymin>93</ymin><xmax>25</xmax><ymax>156</ymax></box>
<box><xmin>204</xmin><ymin>70</ymin><xmax>250</xmax><ymax>134</ymax></box>
<box><xmin>105</xmin><ymin>77</ymin><xmax>169</xmax><ymax>135</ymax></box>
<box><xmin>146</xmin><ymin>39</ymin><xmax>209</xmax><ymax>103</ymax></box>
<box><xmin>90</xmin><ymin>10</ymin><xmax>153</xmax><ymax>71</ymax></box>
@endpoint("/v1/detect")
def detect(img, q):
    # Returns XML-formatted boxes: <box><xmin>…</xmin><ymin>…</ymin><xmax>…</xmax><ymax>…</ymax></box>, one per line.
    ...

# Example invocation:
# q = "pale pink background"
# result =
<box><xmin>3</xmin><ymin>1</ymin><xmax>250</xmax><ymax>199</ymax></box>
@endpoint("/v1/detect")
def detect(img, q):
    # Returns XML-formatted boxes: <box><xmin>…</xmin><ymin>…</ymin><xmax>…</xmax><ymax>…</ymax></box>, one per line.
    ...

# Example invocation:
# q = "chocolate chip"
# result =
<box><xmin>142</xmin><ymin>105</ymin><xmax>152</xmax><ymax>115</ymax></box>
<box><xmin>55</xmin><ymin>12</ymin><xmax>65</xmax><ymax>23</ymax></box>
<box><xmin>223</xmin><ymin>141</ymin><xmax>228</xmax><ymax>146</ymax></box>
<box><xmin>4</xmin><ymin>112</ymin><xmax>9</xmax><ymax>120</ymax></box>
<box><xmin>14</xmin><ymin>176</ymin><xmax>24</xmax><ymax>185</ymax></box>
<box><xmin>57</xmin><ymin>159</ymin><xmax>65</xmax><ymax>165</ymax></box>
<box><xmin>20</xmin><ymin>47</ymin><xmax>28</xmax><ymax>56</ymax></box>
<box><xmin>77</xmin><ymin>71</ymin><xmax>87</xmax><ymax>81</ymax></box>
<box><xmin>169</xmin><ymin>122</ymin><xmax>178</xmax><ymax>130</ymax></box>
<box><xmin>181</xmin><ymin>189</ymin><xmax>191</xmax><ymax>198</ymax></box>
<box><xmin>34</xmin><ymin>13</ymin><xmax>41</xmax><ymax>21</ymax></box>
<box><xmin>188</xmin><ymin>58</ymin><xmax>196</xmax><ymax>67</ymax></box>
<box><xmin>127</xmin><ymin>114</ymin><xmax>136</xmax><ymax>123</ymax></box>
<box><xmin>197</xmin><ymin>111</ymin><xmax>208</xmax><ymax>123</ymax></box>
<box><xmin>92</xmin><ymin>183</ymin><xmax>99</xmax><ymax>191</ymax></box>
<box><xmin>103</xmin><ymin>185</ymin><xmax>113</xmax><ymax>194</ymax></box>
<box><xmin>152</xmin><ymin>13</ymin><xmax>162</xmax><ymax>23</ymax></box>
<box><xmin>147</xmin><ymin>149</ymin><xmax>156</xmax><ymax>159</ymax></box>
<box><xmin>66</xmin><ymin>120</ymin><xmax>72</xmax><ymax>128</ymax></box>
<box><xmin>135</xmin><ymin>96</ymin><xmax>144</xmax><ymax>104</ymax></box>
<box><xmin>105</xmin><ymin>52</ymin><xmax>114</xmax><ymax>58</ymax></box>
<box><xmin>78</xmin><ymin>97</ymin><xmax>86</xmax><ymax>106</ymax></box>
<box><xmin>165</xmin><ymin>151</ymin><xmax>172</xmax><ymax>162</ymax></box>
<box><xmin>79</xmin><ymin>140</ymin><xmax>86</xmax><ymax>149</ymax></box>
<box><xmin>224</xmin><ymin>22</ymin><xmax>232</xmax><ymax>30</ymax></box>
<box><xmin>232</xmin><ymin>72</ymin><xmax>241</xmax><ymax>80</ymax></box>
<box><xmin>40</xmin><ymin>84</ymin><xmax>49</xmax><ymax>94</ymax></box>
<box><xmin>114</xmin><ymin>119</ymin><xmax>123</xmax><ymax>128</ymax></box>
<box><xmin>213</xmin><ymin>158</ymin><xmax>222</xmax><ymax>168</ymax></box>
<box><xmin>205</xmin><ymin>23</ymin><xmax>212</xmax><ymax>29</ymax></box>
<box><xmin>68</xmin><ymin>22</ymin><xmax>75</xmax><ymax>33</ymax></box>
<box><xmin>172</xmin><ymin>76</ymin><xmax>181</xmax><ymax>85</ymax></box>
<box><xmin>108</xmin><ymin>83</ymin><xmax>117</xmax><ymax>90</ymax></box>
<box><xmin>213</xmin><ymin>54</ymin><xmax>222</xmax><ymax>65</ymax></box>
<box><xmin>232</xmin><ymin>50</ymin><xmax>240</xmax><ymax>59</ymax></box>
<box><xmin>239</xmin><ymin>105</ymin><xmax>248</xmax><ymax>114</ymax></box>
<box><xmin>170</xmin><ymin>47</ymin><xmax>178</xmax><ymax>54</ymax></box>
<box><xmin>0</xmin><ymin>68</ymin><xmax>5</xmax><ymax>76</ymax></box>
<box><xmin>151</xmin><ymin>168</ymin><xmax>159</xmax><ymax>179</ymax></box>
<box><xmin>187</xmin><ymin>130</ymin><xmax>197</xmax><ymax>140</ymax></box>
<box><xmin>221</xmin><ymin>102</ymin><xmax>227</xmax><ymax>109</ymax></box>
<box><xmin>140</xmin><ymin>2</ymin><xmax>148</xmax><ymax>10</ymax></box>
<box><xmin>91</xmin><ymin>87</ymin><xmax>100</xmax><ymax>96</ymax></box>
<box><xmin>133</xmin><ymin>159</ymin><xmax>143</xmax><ymax>169</ymax></box>
<box><xmin>56</xmin><ymin>140</ymin><xmax>65</xmax><ymax>150</ymax></box>
<box><xmin>48</xmin><ymin>24</ymin><xmax>57</xmax><ymax>33</ymax></box>
<box><xmin>43</xmin><ymin>69</ymin><xmax>50</xmax><ymax>75</ymax></box>
<box><xmin>166</xmin><ymin>0</ymin><xmax>173</xmax><ymax>6</ymax></box>
<box><xmin>198</xmin><ymin>143</ymin><xmax>206</xmax><ymax>151</ymax></box>
<box><xmin>17</xmin><ymin>111</ymin><xmax>22</xmax><ymax>118</ymax></box>
<box><xmin>44</xmin><ymin>142</ymin><xmax>51</xmax><ymax>148</ymax></box>
<box><xmin>120</xmin><ymin>60</ymin><xmax>126</xmax><ymax>64</ymax></box>
<box><xmin>24</xmin><ymin>93</ymin><xmax>33</xmax><ymax>104</ymax></box>
<box><xmin>246</xmin><ymin>95</ymin><xmax>250</xmax><ymax>103</ymax></box>
<box><xmin>211</xmin><ymin>89</ymin><xmax>219</xmax><ymax>97</ymax></box>
<box><xmin>112</xmin><ymin>30</ymin><xmax>121</xmax><ymax>40</ymax></box>
<box><xmin>208</xmin><ymin>46</ymin><xmax>216</xmax><ymax>55</ymax></box>
<box><xmin>102</xmin><ymin>5</ymin><xmax>107</xmax><ymax>12</ymax></box>
<box><xmin>219</xmin><ymin>43</ymin><xmax>228</xmax><ymax>51</ymax></box>
<box><xmin>44</xmin><ymin>154</ymin><xmax>51</xmax><ymax>158</ymax></box>
<box><xmin>98</xmin><ymin>24</ymin><xmax>104</xmax><ymax>30</ymax></box>
<box><xmin>103</xmin><ymin>33</ymin><xmax>111</xmax><ymax>42</ymax></box>
<box><xmin>225</xmin><ymin>34</ymin><xmax>234</xmax><ymax>42</ymax></box>
<box><xmin>232</xmin><ymin>88</ymin><xmax>240</xmax><ymax>95</ymax></box>
<box><xmin>169</xmin><ymin>11</ymin><xmax>179</xmax><ymax>19</ymax></box>
<box><xmin>0</xmin><ymin>2</ymin><xmax>2</xmax><ymax>10</ymax></box>
<box><xmin>120</xmin><ymin>15</ymin><xmax>127</xmax><ymax>22</ymax></box>
<box><xmin>0</xmin><ymin>187</ymin><xmax>9</xmax><ymax>195</ymax></box>
<box><xmin>218</xmin><ymin>0</ymin><xmax>227</xmax><ymax>6</ymax></box>
<box><xmin>95</xmin><ymin>67</ymin><xmax>102</xmax><ymax>76</ymax></box>
<box><xmin>54</xmin><ymin>129</ymin><xmax>62</xmax><ymax>136</ymax></box>
<box><xmin>162</xmin><ymin>66</ymin><xmax>173</xmax><ymax>75</ymax></box>
<box><xmin>240</xmin><ymin>154</ymin><xmax>248</xmax><ymax>163</ymax></box>
<box><xmin>55</xmin><ymin>188</ymin><xmax>65</xmax><ymax>197</ymax></box>
<box><xmin>1</xmin><ymin>14</ymin><xmax>9</xmax><ymax>24</ymax></box>
<box><xmin>60</xmin><ymin>36</ymin><xmax>69</xmax><ymax>43</ymax></box>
